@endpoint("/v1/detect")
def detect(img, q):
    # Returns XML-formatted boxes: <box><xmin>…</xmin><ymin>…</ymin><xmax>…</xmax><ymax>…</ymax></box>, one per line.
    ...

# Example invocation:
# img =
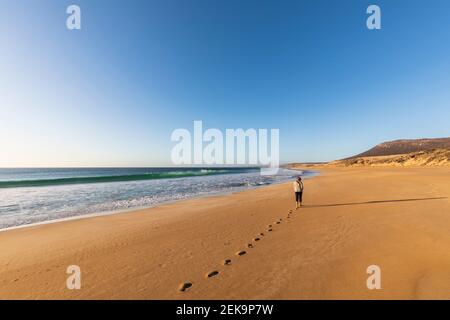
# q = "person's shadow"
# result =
<box><xmin>302</xmin><ymin>197</ymin><xmax>447</xmax><ymax>208</ymax></box>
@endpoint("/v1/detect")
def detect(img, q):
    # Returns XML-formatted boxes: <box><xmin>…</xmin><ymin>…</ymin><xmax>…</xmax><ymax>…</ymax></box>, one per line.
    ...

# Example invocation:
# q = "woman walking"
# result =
<box><xmin>293</xmin><ymin>176</ymin><xmax>304</xmax><ymax>209</ymax></box>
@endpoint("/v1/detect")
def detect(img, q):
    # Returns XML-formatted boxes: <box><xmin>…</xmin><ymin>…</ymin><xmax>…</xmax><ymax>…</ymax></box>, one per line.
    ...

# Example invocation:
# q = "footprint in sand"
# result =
<box><xmin>247</xmin><ymin>243</ymin><xmax>254</xmax><ymax>248</ymax></box>
<box><xmin>267</xmin><ymin>228</ymin><xmax>273</xmax><ymax>232</ymax></box>
<box><xmin>223</xmin><ymin>259</ymin><xmax>232</xmax><ymax>266</ymax></box>
<box><xmin>237</xmin><ymin>251</ymin><xmax>247</xmax><ymax>256</ymax></box>
<box><xmin>207</xmin><ymin>271</ymin><xmax>219</xmax><ymax>278</ymax></box>
<box><xmin>253</xmin><ymin>237</ymin><xmax>260</xmax><ymax>242</ymax></box>
<box><xmin>276</xmin><ymin>221</ymin><xmax>281</xmax><ymax>224</ymax></box>
<box><xmin>179</xmin><ymin>282</ymin><xmax>193</xmax><ymax>292</ymax></box>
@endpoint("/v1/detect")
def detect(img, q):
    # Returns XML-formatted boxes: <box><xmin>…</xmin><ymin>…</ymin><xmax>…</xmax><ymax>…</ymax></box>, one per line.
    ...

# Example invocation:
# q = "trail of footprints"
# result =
<box><xmin>179</xmin><ymin>209</ymin><xmax>296</xmax><ymax>292</ymax></box>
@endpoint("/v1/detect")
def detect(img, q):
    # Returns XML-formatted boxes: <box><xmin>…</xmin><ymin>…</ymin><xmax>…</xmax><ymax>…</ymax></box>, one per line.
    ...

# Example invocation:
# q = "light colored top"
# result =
<box><xmin>293</xmin><ymin>180</ymin><xmax>304</xmax><ymax>192</ymax></box>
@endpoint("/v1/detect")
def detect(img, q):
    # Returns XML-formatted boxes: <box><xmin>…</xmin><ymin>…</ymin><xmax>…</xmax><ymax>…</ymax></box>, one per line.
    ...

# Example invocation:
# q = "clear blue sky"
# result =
<box><xmin>1</xmin><ymin>0</ymin><xmax>450</xmax><ymax>167</ymax></box>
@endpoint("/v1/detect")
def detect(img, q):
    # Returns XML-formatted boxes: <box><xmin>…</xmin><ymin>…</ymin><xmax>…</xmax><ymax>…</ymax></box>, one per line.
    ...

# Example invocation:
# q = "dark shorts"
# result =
<box><xmin>295</xmin><ymin>191</ymin><xmax>303</xmax><ymax>202</ymax></box>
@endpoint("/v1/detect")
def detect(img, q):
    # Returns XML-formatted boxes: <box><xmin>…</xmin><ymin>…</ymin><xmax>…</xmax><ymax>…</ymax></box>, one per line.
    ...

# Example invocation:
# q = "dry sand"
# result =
<box><xmin>0</xmin><ymin>167</ymin><xmax>450</xmax><ymax>299</ymax></box>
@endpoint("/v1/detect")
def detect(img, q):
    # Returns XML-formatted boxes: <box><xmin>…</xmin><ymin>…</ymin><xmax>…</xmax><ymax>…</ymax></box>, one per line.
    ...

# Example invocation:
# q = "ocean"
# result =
<box><xmin>0</xmin><ymin>167</ymin><xmax>313</xmax><ymax>230</ymax></box>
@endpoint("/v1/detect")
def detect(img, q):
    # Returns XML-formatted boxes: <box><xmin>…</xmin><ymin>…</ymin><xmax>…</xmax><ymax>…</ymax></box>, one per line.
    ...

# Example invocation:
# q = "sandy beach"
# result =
<box><xmin>1</xmin><ymin>167</ymin><xmax>449</xmax><ymax>300</ymax></box>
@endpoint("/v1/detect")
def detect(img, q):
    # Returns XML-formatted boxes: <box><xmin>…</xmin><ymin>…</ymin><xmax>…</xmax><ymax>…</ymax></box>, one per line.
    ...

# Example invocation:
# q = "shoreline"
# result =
<box><xmin>0</xmin><ymin>169</ymin><xmax>316</xmax><ymax>233</ymax></box>
<box><xmin>1</xmin><ymin>166</ymin><xmax>449</xmax><ymax>299</ymax></box>
<box><xmin>0</xmin><ymin>183</ymin><xmax>282</xmax><ymax>233</ymax></box>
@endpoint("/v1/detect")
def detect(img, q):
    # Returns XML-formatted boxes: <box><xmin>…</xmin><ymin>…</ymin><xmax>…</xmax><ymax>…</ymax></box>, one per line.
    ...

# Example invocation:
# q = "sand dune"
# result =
<box><xmin>349</xmin><ymin>137</ymin><xmax>450</xmax><ymax>158</ymax></box>
<box><xmin>1</xmin><ymin>167</ymin><xmax>450</xmax><ymax>299</ymax></box>
<box><xmin>328</xmin><ymin>149</ymin><xmax>450</xmax><ymax>167</ymax></box>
